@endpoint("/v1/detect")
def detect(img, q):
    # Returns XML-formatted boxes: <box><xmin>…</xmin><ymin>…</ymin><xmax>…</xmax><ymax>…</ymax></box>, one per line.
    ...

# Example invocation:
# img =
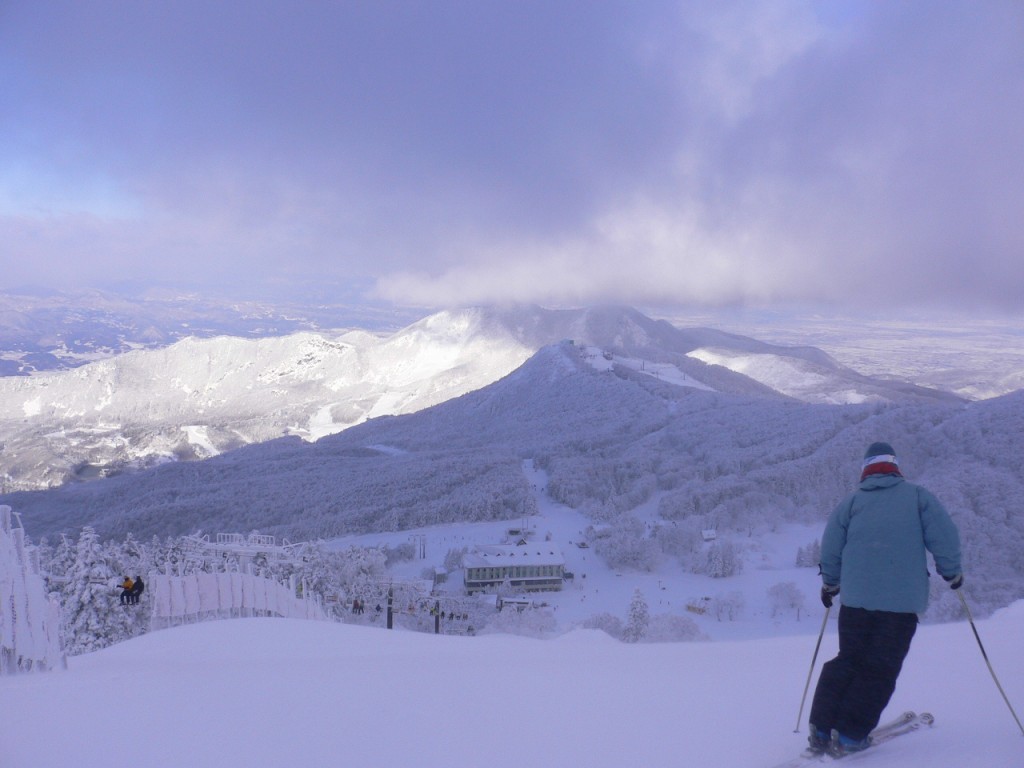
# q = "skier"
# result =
<box><xmin>808</xmin><ymin>442</ymin><xmax>962</xmax><ymax>757</ymax></box>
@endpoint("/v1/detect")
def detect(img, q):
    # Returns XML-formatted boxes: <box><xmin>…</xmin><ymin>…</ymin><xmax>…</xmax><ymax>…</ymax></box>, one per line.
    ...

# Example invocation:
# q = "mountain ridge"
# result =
<box><xmin>5</xmin><ymin>338</ymin><xmax>1023</xmax><ymax>616</ymax></box>
<box><xmin>0</xmin><ymin>304</ymin><xmax>966</xmax><ymax>492</ymax></box>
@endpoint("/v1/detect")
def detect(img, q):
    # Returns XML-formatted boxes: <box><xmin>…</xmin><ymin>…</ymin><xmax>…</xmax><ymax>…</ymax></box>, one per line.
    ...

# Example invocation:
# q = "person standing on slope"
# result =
<box><xmin>808</xmin><ymin>441</ymin><xmax>963</xmax><ymax>757</ymax></box>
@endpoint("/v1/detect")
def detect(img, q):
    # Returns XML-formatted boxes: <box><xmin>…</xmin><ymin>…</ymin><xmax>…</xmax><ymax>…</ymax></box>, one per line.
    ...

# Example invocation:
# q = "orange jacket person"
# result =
<box><xmin>119</xmin><ymin>576</ymin><xmax>134</xmax><ymax>605</ymax></box>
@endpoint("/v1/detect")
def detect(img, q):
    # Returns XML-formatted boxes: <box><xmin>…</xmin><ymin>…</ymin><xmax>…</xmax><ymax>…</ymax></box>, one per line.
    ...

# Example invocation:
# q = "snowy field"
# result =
<box><xmin>4</xmin><ymin>603</ymin><xmax>1023</xmax><ymax>768</ymax></box>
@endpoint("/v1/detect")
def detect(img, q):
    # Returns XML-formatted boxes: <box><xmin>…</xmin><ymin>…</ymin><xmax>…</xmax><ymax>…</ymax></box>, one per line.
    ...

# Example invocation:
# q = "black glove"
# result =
<box><xmin>820</xmin><ymin>584</ymin><xmax>840</xmax><ymax>608</ymax></box>
<box><xmin>944</xmin><ymin>573</ymin><xmax>964</xmax><ymax>590</ymax></box>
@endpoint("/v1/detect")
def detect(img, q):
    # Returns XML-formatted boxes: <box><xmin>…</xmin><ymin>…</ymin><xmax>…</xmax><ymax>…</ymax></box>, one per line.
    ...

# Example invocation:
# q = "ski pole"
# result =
<box><xmin>794</xmin><ymin>605</ymin><xmax>830</xmax><ymax>733</ymax></box>
<box><xmin>958</xmin><ymin>590</ymin><xmax>1024</xmax><ymax>737</ymax></box>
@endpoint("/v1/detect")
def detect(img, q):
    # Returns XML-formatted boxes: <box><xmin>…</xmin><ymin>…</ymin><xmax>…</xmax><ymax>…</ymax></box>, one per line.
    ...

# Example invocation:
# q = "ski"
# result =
<box><xmin>767</xmin><ymin>751</ymin><xmax>829</xmax><ymax>768</ymax></box>
<box><xmin>864</xmin><ymin>710</ymin><xmax>918</xmax><ymax>740</ymax></box>
<box><xmin>859</xmin><ymin>712</ymin><xmax>934</xmax><ymax>749</ymax></box>
<box><xmin>768</xmin><ymin>711</ymin><xmax>934</xmax><ymax>767</ymax></box>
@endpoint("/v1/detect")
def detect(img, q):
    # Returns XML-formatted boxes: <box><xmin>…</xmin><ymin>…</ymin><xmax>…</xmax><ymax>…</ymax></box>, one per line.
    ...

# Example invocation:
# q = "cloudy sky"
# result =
<box><xmin>2</xmin><ymin>1</ymin><xmax>1022</xmax><ymax>312</ymax></box>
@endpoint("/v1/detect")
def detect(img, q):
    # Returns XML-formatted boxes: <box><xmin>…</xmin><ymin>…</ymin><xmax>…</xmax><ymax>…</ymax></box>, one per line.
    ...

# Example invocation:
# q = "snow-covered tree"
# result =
<box><xmin>645</xmin><ymin>613</ymin><xmax>706</xmax><ymax>642</ymax></box>
<box><xmin>61</xmin><ymin>528</ymin><xmax>142</xmax><ymax>655</ymax></box>
<box><xmin>443</xmin><ymin>546</ymin><xmax>468</xmax><ymax>572</ymax></box>
<box><xmin>594</xmin><ymin>514</ymin><xmax>662</xmax><ymax>572</ymax></box>
<box><xmin>703</xmin><ymin>539</ymin><xmax>743</xmax><ymax>578</ymax></box>
<box><xmin>796</xmin><ymin>539</ymin><xmax>821</xmax><ymax>568</ymax></box>
<box><xmin>623</xmin><ymin>588</ymin><xmax>650</xmax><ymax>643</ymax></box>
<box><xmin>654</xmin><ymin>519</ymin><xmax>705</xmax><ymax>571</ymax></box>
<box><xmin>335</xmin><ymin>545</ymin><xmax>387</xmax><ymax>592</ymax></box>
<box><xmin>269</xmin><ymin>541</ymin><xmax>346</xmax><ymax>612</ymax></box>
<box><xmin>42</xmin><ymin>535</ymin><xmax>75</xmax><ymax>593</ymax></box>
<box><xmin>709</xmin><ymin>591</ymin><xmax>745</xmax><ymax>622</ymax></box>
<box><xmin>767</xmin><ymin>581</ymin><xmax>806</xmax><ymax>620</ymax></box>
<box><xmin>384</xmin><ymin>542</ymin><xmax>416</xmax><ymax>566</ymax></box>
<box><xmin>582</xmin><ymin>612</ymin><xmax>624</xmax><ymax>640</ymax></box>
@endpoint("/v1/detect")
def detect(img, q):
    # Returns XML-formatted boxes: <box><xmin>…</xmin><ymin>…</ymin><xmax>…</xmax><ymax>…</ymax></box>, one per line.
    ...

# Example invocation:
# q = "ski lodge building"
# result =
<box><xmin>462</xmin><ymin>545</ymin><xmax>566</xmax><ymax>594</ymax></box>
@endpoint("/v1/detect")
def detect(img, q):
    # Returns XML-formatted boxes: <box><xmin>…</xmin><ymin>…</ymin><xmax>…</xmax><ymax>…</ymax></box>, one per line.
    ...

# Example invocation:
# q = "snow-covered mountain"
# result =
<box><xmin>0</xmin><ymin>305</ymin><xmax>961</xmax><ymax>491</ymax></box>
<box><xmin>0</xmin><ymin>285</ymin><xmax>424</xmax><ymax>375</ymax></box>
<box><xmin>7</xmin><ymin>338</ymin><xmax>1022</xmax><ymax>616</ymax></box>
<box><xmin>0</xmin><ymin>308</ymin><xmax>538</xmax><ymax>489</ymax></box>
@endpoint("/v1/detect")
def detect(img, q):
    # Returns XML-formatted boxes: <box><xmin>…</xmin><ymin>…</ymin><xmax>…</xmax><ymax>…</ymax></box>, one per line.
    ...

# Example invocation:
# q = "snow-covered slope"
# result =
<box><xmin>3</xmin><ymin>604</ymin><xmax>1022</xmax><ymax>768</ymax></box>
<box><xmin>0</xmin><ymin>308</ymin><xmax>535</xmax><ymax>489</ymax></box>
<box><xmin>0</xmin><ymin>285</ymin><xmax>425</xmax><ymax>375</ymax></box>
<box><xmin>0</xmin><ymin>305</ymin><xmax>961</xmax><ymax>491</ymax></box>
<box><xmin>687</xmin><ymin>346</ymin><xmax>951</xmax><ymax>405</ymax></box>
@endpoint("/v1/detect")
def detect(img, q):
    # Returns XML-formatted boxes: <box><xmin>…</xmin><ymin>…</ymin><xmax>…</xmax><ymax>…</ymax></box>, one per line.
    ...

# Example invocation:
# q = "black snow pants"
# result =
<box><xmin>808</xmin><ymin>605</ymin><xmax>918</xmax><ymax>741</ymax></box>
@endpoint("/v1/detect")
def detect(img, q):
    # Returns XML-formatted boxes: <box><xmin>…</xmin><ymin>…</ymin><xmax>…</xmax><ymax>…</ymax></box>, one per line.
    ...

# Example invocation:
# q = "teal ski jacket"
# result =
<box><xmin>820</xmin><ymin>474</ymin><xmax>962</xmax><ymax>615</ymax></box>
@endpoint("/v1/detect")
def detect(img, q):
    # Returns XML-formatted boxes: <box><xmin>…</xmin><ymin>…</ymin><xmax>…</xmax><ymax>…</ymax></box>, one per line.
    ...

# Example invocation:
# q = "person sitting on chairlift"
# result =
<box><xmin>129</xmin><ymin>575</ymin><xmax>145</xmax><ymax>604</ymax></box>
<box><xmin>119</xmin><ymin>576</ymin><xmax>134</xmax><ymax>605</ymax></box>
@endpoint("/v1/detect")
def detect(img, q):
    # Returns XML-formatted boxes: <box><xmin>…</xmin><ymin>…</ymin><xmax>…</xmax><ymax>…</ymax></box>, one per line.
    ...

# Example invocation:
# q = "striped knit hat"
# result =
<box><xmin>861</xmin><ymin>441</ymin><xmax>901</xmax><ymax>480</ymax></box>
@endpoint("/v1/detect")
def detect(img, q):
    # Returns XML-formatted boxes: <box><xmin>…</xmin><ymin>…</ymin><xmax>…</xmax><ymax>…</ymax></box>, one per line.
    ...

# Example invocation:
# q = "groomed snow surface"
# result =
<box><xmin>5</xmin><ymin>603</ymin><xmax>1023</xmax><ymax>768</ymax></box>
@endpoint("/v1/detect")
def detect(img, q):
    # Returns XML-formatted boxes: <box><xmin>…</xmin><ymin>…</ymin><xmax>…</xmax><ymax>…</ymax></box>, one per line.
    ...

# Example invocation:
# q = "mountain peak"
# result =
<box><xmin>0</xmin><ymin>303</ymin><xmax>963</xmax><ymax>492</ymax></box>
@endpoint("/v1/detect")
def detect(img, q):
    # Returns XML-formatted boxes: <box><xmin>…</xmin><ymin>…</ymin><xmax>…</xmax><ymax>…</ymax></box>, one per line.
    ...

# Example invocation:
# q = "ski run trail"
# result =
<box><xmin>4</xmin><ymin>601</ymin><xmax>1023</xmax><ymax>768</ymax></box>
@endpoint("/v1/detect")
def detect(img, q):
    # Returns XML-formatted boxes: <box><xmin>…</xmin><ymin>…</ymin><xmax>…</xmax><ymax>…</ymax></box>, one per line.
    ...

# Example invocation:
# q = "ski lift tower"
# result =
<box><xmin>410</xmin><ymin>534</ymin><xmax>426</xmax><ymax>559</ymax></box>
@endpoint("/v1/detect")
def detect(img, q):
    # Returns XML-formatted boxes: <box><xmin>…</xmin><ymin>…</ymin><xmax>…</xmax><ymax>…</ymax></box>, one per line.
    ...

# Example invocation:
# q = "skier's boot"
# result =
<box><xmin>806</xmin><ymin>725</ymin><xmax>831</xmax><ymax>755</ymax></box>
<box><xmin>828</xmin><ymin>731</ymin><xmax>871</xmax><ymax>758</ymax></box>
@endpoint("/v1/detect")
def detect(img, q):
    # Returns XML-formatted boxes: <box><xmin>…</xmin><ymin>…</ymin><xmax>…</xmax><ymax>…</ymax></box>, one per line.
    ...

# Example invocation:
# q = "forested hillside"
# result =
<box><xmin>6</xmin><ymin>343</ymin><xmax>1024</xmax><ymax>615</ymax></box>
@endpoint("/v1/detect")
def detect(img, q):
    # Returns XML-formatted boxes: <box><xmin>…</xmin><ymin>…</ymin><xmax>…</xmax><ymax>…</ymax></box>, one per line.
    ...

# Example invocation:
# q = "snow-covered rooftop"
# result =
<box><xmin>463</xmin><ymin>545</ymin><xmax>566</xmax><ymax>569</ymax></box>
